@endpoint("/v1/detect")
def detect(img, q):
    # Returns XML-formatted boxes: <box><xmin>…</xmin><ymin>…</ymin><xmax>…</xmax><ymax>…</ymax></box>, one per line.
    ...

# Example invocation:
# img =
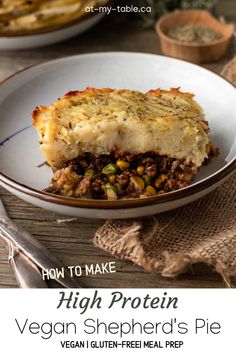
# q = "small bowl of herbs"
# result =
<box><xmin>156</xmin><ymin>9</ymin><xmax>234</xmax><ymax>63</ymax></box>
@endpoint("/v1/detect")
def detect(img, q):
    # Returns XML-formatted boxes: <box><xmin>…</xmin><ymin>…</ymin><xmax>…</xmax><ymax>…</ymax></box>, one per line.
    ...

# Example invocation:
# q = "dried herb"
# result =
<box><xmin>167</xmin><ymin>24</ymin><xmax>222</xmax><ymax>43</ymax></box>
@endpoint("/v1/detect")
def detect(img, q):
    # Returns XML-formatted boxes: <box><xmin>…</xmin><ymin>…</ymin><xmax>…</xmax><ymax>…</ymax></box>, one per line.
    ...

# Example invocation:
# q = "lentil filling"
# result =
<box><xmin>44</xmin><ymin>145</ymin><xmax>218</xmax><ymax>200</ymax></box>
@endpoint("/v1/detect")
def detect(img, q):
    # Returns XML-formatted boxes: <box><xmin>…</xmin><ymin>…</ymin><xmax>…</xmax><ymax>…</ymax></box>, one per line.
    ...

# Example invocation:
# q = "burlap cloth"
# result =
<box><xmin>93</xmin><ymin>59</ymin><xmax>236</xmax><ymax>286</ymax></box>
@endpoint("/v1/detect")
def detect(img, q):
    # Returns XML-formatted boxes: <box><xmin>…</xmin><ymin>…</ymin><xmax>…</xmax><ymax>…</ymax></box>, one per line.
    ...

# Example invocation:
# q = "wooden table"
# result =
<box><xmin>0</xmin><ymin>1</ymin><xmax>235</xmax><ymax>288</ymax></box>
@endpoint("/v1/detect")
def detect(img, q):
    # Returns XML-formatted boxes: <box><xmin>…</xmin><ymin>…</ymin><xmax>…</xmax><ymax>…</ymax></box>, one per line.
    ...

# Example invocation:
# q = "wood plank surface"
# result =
<box><xmin>0</xmin><ymin>1</ymin><xmax>235</xmax><ymax>288</ymax></box>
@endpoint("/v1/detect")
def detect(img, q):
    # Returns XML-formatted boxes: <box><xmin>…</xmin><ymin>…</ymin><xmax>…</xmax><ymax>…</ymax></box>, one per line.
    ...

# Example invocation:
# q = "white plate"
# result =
<box><xmin>0</xmin><ymin>13</ymin><xmax>104</xmax><ymax>50</ymax></box>
<box><xmin>0</xmin><ymin>52</ymin><xmax>235</xmax><ymax>218</ymax></box>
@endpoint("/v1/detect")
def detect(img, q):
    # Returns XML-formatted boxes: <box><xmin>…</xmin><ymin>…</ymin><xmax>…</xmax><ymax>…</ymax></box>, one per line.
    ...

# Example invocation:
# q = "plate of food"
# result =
<box><xmin>0</xmin><ymin>0</ymin><xmax>108</xmax><ymax>50</ymax></box>
<box><xmin>0</xmin><ymin>52</ymin><xmax>235</xmax><ymax>218</ymax></box>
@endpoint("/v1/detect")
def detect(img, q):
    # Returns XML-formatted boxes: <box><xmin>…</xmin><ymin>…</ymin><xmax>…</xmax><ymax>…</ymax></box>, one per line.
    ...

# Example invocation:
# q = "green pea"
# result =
<box><xmin>105</xmin><ymin>183</ymin><xmax>117</xmax><ymax>193</ymax></box>
<box><xmin>102</xmin><ymin>163</ymin><xmax>118</xmax><ymax>176</ymax></box>
<box><xmin>143</xmin><ymin>175</ymin><xmax>151</xmax><ymax>185</ymax></box>
<box><xmin>101</xmin><ymin>184</ymin><xmax>106</xmax><ymax>193</ymax></box>
<box><xmin>85</xmin><ymin>169</ymin><xmax>95</xmax><ymax>176</ymax></box>
<box><xmin>105</xmin><ymin>183</ymin><xmax>118</xmax><ymax>200</ymax></box>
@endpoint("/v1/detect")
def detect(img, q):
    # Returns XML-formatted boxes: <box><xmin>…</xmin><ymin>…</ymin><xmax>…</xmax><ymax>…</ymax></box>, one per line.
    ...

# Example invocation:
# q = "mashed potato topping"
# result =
<box><xmin>33</xmin><ymin>87</ymin><xmax>209</xmax><ymax>169</ymax></box>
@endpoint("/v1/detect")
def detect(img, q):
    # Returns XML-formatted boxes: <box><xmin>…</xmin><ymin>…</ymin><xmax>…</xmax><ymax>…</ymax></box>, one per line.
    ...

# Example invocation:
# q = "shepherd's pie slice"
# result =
<box><xmin>32</xmin><ymin>87</ymin><xmax>219</xmax><ymax>199</ymax></box>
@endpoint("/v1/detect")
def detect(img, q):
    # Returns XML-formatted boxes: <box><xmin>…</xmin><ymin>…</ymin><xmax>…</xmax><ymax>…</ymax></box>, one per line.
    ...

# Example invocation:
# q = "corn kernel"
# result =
<box><xmin>109</xmin><ymin>174</ymin><xmax>116</xmax><ymax>184</ymax></box>
<box><xmin>116</xmin><ymin>160</ymin><xmax>130</xmax><ymax>169</ymax></box>
<box><xmin>130</xmin><ymin>176</ymin><xmax>145</xmax><ymax>191</ymax></box>
<box><xmin>137</xmin><ymin>166</ymin><xmax>145</xmax><ymax>176</ymax></box>
<box><xmin>146</xmin><ymin>185</ymin><xmax>157</xmax><ymax>196</ymax></box>
<box><xmin>154</xmin><ymin>174</ymin><xmax>168</xmax><ymax>188</ymax></box>
<box><xmin>63</xmin><ymin>184</ymin><xmax>72</xmax><ymax>191</ymax></box>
